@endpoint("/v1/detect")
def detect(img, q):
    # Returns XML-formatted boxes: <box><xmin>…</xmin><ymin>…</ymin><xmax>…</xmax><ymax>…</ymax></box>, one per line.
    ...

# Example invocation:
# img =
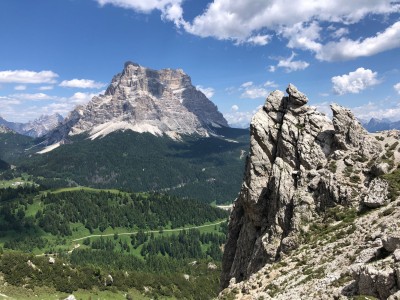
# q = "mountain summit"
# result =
<box><xmin>46</xmin><ymin>62</ymin><xmax>228</xmax><ymax>145</ymax></box>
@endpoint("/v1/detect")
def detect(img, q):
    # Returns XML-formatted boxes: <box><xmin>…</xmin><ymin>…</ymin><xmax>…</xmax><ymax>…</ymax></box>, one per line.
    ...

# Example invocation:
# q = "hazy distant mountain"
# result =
<box><xmin>0</xmin><ymin>113</ymin><xmax>63</xmax><ymax>137</ymax></box>
<box><xmin>45</xmin><ymin>61</ymin><xmax>228</xmax><ymax>147</ymax></box>
<box><xmin>362</xmin><ymin>117</ymin><xmax>400</xmax><ymax>132</ymax></box>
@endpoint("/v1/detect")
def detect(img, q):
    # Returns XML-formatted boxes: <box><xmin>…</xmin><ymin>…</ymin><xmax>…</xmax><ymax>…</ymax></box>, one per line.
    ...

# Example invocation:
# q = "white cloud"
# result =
<box><xmin>0</xmin><ymin>96</ymin><xmax>21</xmax><ymax>106</ymax></box>
<box><xmin>183</xmin><ymin>0</ymin><xmax>398</xmax><ymax>44</ymax></box>
<box><xmin>272</xmin><ymin>52</ymin><xmax>310</xmax><ymax>73</ymax></box>
<box><xmin>351</xmin><ymin>101</ymin><xmax>400</xmax><ymax>121</ymax></box>
<box><xmin>268</xmin><ymin>65</ymin><xmax>276</xmax><ymax>73</ymax></box>
<box><xmin>280</xmin><ymin>21</ymin><xmax>322</xmax><ymax>52</ymax></box>
<box><xmin>331</xmin><ymin>68</ymin><xmax>380</xmax><ymax>95</ymax></box>
<box><xmin>264</xmin><ymin>80</ymin><xmax>278</xmax><ymax>88</ymax></box>
<box><xmin>10</xmin><ymin>93</ymin><xmax>54</xmax><ymax>101</ymax></box>
<box><xmin>312</xmin><ymin>101</ymin><xmax>333</xmax><ymax>118</ymax></box>
<box><xmin>60</xmin><ymin>79</ymin><xmax>106</xmax><ymax>89</ymax></box>
<box><xmin>0</xmin><ymin>90</ymin><xmax>105</xmax><ymax>123</ymax></box>
<box><xmin>241</xmin><ymin>81</ymin><xmax>253</xmax><ymax>88</ymax></box>
<box><xmin>96</xmin><ymin>0</ymin><xmax>185</xmax><ymax>26</ymax></box>
<box><xmin>224</xmin><ymin>105</ymin><xmax>263</xmax><ymax>128</ymax></box>
<box><xmin>196</xmin><ymin>85</ymin><xmax>215</xmax><ymax>98</ymax></box>
<box><xmin>224</xmin><ymin>111</ymin><xmax>254</xmax><ymax>128</ymax></box>
<box><xmin>239</xmin><ymin>81</ymin><xmax>269</xmax><ymax>99</ymax></box>
<box><xmin>38</xmin><ymin>85</ymin><xmax>54</xmax><ymax>91</ymax></box>
<box><xmin>14</xmin><ymin>85</ymin><xmax>26</xmax><ymax>91</ymax></box>
<box><xmin>394</xmin><ymin>82</ymin><xmax>400</xmax><ymax>94</ymax></box>
<box><xmin>96</xmin><ymin>0</ymin><xmax>400</xmax><ymax>60</ymax></box>
<box><xmin>231</xmin><ymin>104</ymin><xmax>239</xmax><ymax>111</ymax></box>
<box><xmin>0</xmin><ymin>70</ymin><xmax>58</xmax><ymax>84</ymax></box>
<box><xmin>69</xmin><ymin>91</ymin><xmax>104</xmax><ymax>105</ymax></box>
<box><xmin>331</xmin><ymin>27</ymin><xmax>349</xmax><ymax>39</ymax></box>
<box><xmin>245</xmin><ymin>34</ymin><xmax>271</xmax><ymax>46</ymax></box>
<box><xmin>316</xmin><ymin>21</ymin><xmax>400</xmax><ymax>61</ymax></box>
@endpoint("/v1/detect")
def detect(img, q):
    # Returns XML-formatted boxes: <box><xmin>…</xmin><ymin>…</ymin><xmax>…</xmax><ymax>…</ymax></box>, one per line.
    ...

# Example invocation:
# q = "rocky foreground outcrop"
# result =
<box><xmin>220</xmin><ymin>84</ymin><xmax>400</xmax><ymax>299</ymax></box>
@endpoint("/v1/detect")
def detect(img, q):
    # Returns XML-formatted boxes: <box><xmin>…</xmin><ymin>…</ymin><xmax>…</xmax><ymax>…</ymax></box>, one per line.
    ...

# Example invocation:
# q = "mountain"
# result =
<box><xmin>0</xmin><ymin>113</ymin><xmax>63</xmax><ymax>137</ymax></box>
<box><xmin>44</xmin><ymin>61</ymin><xmax>228</xmax><ymax>147</ymax></box>
<box><xmin>220</xmin><ymin>84</ymin><xmax>400</xmax><ymax>299</ymax></box>
<box><xmin>363</xmin><ymin>117</ymin><xmax>400</xmax><ymax>132</ymax></box>
<box><xmin>0</xmin><ymin>125</ymin><xmax>15</xmax><ymax>134</ymax></box>
<box><xmin>22</xmin><ymin>113</ymin><xmax>64</xmax><ymax>137</ymax></box>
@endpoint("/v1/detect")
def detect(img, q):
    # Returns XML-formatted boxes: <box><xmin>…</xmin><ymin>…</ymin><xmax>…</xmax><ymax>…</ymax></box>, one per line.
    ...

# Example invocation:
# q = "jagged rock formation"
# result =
<box><xmin>0</xmin><ymin>114</ymin><xmax>63</xmax><ymax>137</ymax></box>
<box><xmin>220</xmin><ymin>84</ymin><xmax>400</xmax><ymax>299</ymax></box>
<box><xmin>45</xmin><ymin>62</ymin><xmax>227</xmax><ymax>146</ymax></box>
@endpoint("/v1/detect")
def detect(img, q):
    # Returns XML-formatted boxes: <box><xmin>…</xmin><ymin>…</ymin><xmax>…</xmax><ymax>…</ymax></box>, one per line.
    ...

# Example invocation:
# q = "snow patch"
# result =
<box><xmin>89</xmin><ymin>121</ymin><xmax>164</xmax><ymax>140</ymax></box>
<box><xmin>225</xmin><ymin>138</ymin><xmax>239</xmax><ymax>143</ymax></box>
<box><xmin>37</xmin><ymin>142</ymin><xmax>61</xmax><ymax>154</ymax></box>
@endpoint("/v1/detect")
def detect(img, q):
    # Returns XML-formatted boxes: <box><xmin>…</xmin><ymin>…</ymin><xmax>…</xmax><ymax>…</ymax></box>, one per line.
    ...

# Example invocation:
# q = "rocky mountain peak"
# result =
<box><xmin>44</xmin><ymin>62</ymin><xmax>228</xmax><ymax>149</ymax></box>
<box><xmin>220</xmin><ymin>84</ymin><xmax>400</xmax><ymax>298</ymax></box>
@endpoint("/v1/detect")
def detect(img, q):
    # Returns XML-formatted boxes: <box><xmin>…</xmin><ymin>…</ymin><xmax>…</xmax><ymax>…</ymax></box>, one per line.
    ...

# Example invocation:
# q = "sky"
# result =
<box><xmin>0</xmin><ymin>0</ymin><xmax>399</xmax><ymax>127</ymax></box>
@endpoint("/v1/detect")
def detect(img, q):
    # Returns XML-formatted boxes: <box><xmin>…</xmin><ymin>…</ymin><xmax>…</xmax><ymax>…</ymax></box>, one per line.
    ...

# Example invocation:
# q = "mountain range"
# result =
<box><xmin>362</xmin><ymin>117</ymin><xmax>400</xmax><ymax>132</ymax></box>
<box><xmin>0</xmin><ymin>113</ymin><xmax>63</xmax><ymax>138</ymax></box>
<box><xmin>0</xmin><ymin>62</ymin><xmax>247</xmax><ymax>203</ymax></box>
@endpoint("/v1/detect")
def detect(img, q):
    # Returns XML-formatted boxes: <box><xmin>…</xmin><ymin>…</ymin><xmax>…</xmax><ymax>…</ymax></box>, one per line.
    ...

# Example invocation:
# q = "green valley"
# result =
<box><xmin>0</xmin><ymin>185</ymin><xmax>229</xmax><ymax>299</ymax></box>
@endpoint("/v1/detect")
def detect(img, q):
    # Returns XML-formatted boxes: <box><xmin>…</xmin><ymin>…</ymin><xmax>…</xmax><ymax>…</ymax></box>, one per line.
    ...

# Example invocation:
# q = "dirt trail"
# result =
<box><xmin>72</xmin><ymin>220</ymin><xmax>225</xmax><ymax>242</ymax></box>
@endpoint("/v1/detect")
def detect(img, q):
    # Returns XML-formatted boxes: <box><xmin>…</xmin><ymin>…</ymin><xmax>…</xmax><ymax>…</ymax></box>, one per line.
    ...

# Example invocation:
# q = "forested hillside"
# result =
<box><xmin>0</xmin><ymin>186</ymin><xmax>228</xmax><ymax>298</ymax></box>
<box><xmin>14</xmin><ymin>129</ymin><xmax>248</xmax><ymax>203</ymax></box>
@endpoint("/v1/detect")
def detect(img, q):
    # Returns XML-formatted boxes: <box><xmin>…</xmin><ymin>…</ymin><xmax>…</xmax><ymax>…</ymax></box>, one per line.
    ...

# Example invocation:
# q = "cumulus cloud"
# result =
<box><xmin>224</xmin><ymin>111</ymin><xmax>253</xmax><ymax>128</ymax></box>
<box><xmin>264</xmin><ymin>80</ymin><xmax>278</xmax><ymax>88</ymax></box>
<box><xmin>316</xmin><ymin>21</ymin><xmax>400</xmax><ymax>61</ymax></box>
<box><xmin>196</xmin><ymin>85</ymin><xmax>215</xmax><ymax>98</ymax></box>
<box><xmin>394</xmin><ymin>82</ymin><xmax>400</xmax><ymax>94</ymax></box>
<box><xmin>351</xmin><ymin>101</ymin><xmax>400</xmax><ymax>121</ymax></box>
<box><xmin>271</xmin><ymin>52</ymin><xmax>310</xmax><ymax>73</ymax></box>
<box><xmin>224</xmin><ymin>105</ymin><xmax>263</xmax><ymax>128</ymax></box>
<box><xmin>1</xmin><ymin>90</ymin><xmax>105</xmax><ymax>122</ymax></box>
<box><xmin>245</xmin><ymin>34</ymin><xmax>271</xmax><ymax>46</ymax></box>
<box><xmin>14</xmin><ymin>85</ymin><xmax>26</xmax><ymax>91</ymax></box>
<box><xmin>331</xmin><ymin>27</ymin><xmax>349</xmax><ymax>39</ymax></box>
<box><xmin>10</xmin><ymin>93</ymin><xmax>55</xmax><ymax>101</ymax></box>
<box><xmin>331</xmin><ymin>68</ymin><xmax>380</xmax><ymax>95</ymax></box>
<box><xmin>240</xmin><ymin>82</ymin><xmax>269</xmax><ymax>99</ymax></box>
<box><xmin>231</xmin><ymin>104</ymin><xmax>239</xmax><ymax>111</ymax></box>
<box><xmin>60</xmin><ymin>79</ymin><xmax>106</xmax><ymax>89</ymax></box>
<box><xmin>185</xmin><ymin>1</ymin><xmax>395</xmax><ymax>39</ymax></box>
<box><xmin>0</xmin><ymin>70</ymin><xmax>58</xmax><ymax>84</ymax></box>
<box><xmin>96</xmin><ymin>0</ymin><xmax>400</xmax><ymax>60</ymax></box>
<box><xmin>241</xmin><ymin>81</ymin><xmax>253</xmax><ymax>88</ymax></box>
<box><xmin>38</xmin><ymin>86</ymin><xmax>54</xmax><ymax>91</ymax></box>
<box><xmin>96</xmin><ymin>0</ymin><xmax>185</xmax><ymax>26</ymax></box>
<box><xmin>280</xmin><ymin>21</ymin><xmax>322</xmax><ymax>52</ymax></box>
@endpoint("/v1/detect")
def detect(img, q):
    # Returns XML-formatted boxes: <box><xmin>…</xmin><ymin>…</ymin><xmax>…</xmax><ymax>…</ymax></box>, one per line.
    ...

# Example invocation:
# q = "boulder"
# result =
<box><xmin>371</xmin><ymin>162</ymin><xmax>391</xmax><ymax>176</ymax></box>
<box><xmin>383</xmin><ymin>233</ymin><xmax>400</xmax><ymax>252</ymax></box>
<box><xmin>355</xmin><ymin>265</ymin><xmax>396</xmax><ymax>299</ymax></box>
<box><xmin>363</xmin><ymin>178</ymin><xmax>389</xmax><ymax>208</ymax></box>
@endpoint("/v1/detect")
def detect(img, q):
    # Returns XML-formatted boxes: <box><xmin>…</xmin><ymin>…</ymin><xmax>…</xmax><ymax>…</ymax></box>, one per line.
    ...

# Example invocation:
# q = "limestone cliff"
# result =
<box><xmin>220</xmin><ymin>84</ymin><xmax>400</xmax><ymax>299</ymax></box>
<box><xmin>44</xmin><ymin>62</ymin><xmax>228</xmax><ymax>146</ymax></box>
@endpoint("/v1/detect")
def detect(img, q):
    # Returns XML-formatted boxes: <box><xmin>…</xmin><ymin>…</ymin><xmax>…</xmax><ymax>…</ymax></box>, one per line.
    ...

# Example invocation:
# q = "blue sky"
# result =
<box><xmin>0</xmin><ymin>0</ymin><xmax>399</xmax><ymax>127</ymax></box>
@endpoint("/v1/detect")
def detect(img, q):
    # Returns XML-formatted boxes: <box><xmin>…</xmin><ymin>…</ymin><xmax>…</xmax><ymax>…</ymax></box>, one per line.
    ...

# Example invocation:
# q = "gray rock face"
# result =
<box><xmin>0</xmin><ymin>114</ymin><xmax>63</xmax><ymax>137</ymax></box>
<box><xmin>45</xmin><ymin>62</ymin><xmax>227</xmax><ymax>145</ymax></box>
<box><xmin>354</xmin><ymin>265</ymin><xmax>397</xmax><ymax>299</ymax></box>
<box><xmin>363</xmin><ymin>178</ymin><xmax>389</xmax><ymax>208</ymax></box>
<box><xmin>383</xmin><ymin>234</ymin><xmax>400</xmax><ymax>252</ymax></box>
<box><xmin>221</xmin><ymin>84</ymin><xmax>383</xmax><ymax>289</ymax></box>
